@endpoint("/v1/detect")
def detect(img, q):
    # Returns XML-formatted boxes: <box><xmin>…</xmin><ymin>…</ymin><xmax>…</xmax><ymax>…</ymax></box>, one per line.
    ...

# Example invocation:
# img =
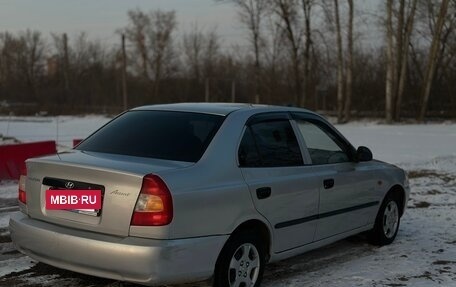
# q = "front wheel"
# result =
<box><xmin>369</xmin><ymin>193</ymin><xmax>401</xmax><ymax>246</ymax></box>
<box><xmin>213</xmin><ymin>231</ymin><xmax>266</xmax><ymax>287</ymax></box>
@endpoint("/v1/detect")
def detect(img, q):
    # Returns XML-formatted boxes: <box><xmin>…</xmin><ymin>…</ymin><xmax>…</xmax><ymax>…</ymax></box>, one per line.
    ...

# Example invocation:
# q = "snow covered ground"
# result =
<box><xmin>0</xmin><ymin>116</ymin><xmax>455</xmax><ymax>286</ymax></box>
<box><xmin>338</xmin><ymin>121</ymin><xmax>456</xmax><ymax>166</ymax></box>
<box><xmin>0</xmin><ymin>115</ymin><xmax>110</xmax><ymax>148</ymax></box>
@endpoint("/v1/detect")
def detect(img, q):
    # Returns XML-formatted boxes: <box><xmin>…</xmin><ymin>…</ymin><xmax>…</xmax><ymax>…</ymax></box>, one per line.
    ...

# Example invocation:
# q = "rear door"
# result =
<box><xmin>292</xmin><ymin>113</ymin><xmax>379</xmax><ymax>240</ymax></box>
<box><xmin>238</xmin><ymin>113</ymin><xmax>320</xmax><ymax>253</ymax></box>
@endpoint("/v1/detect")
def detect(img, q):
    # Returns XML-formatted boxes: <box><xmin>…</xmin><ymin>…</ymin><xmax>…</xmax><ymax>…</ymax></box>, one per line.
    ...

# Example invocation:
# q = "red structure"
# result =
<box><xmin>73</xmin><ymin>139</ymin><xmax>82</xmax><ymax>147</ymax></box>
<box><xmin>0</xmin><ymin>141</ymin><xmax>57</xmax><ymax>180</ymax></box>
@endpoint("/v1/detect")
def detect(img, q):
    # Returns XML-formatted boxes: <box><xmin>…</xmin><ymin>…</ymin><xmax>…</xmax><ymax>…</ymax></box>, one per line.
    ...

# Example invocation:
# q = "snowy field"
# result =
<box><xmin>0</xmin><ymin>116</ymin><xmax>455</xmax><ymax>286</ymax></box>
<box><xmin>0</xmin><ymin>115</ymin><xmax>111</xmax><ymax>148</ymax></box>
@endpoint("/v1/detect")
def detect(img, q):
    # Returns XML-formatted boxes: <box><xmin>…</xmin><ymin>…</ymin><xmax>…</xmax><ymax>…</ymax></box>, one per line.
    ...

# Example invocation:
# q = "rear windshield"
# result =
<box><xmin>76</xmin><ymin>110</ymin><xmax>225</xmax><ymax>162</ymax></box>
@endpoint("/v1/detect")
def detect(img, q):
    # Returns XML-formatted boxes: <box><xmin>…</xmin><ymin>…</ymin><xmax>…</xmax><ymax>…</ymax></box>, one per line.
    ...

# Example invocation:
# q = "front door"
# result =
<box><xmin>292</xmin><ymin>115</ymin><xmax>378</xmax><ymax>241</ymax></box>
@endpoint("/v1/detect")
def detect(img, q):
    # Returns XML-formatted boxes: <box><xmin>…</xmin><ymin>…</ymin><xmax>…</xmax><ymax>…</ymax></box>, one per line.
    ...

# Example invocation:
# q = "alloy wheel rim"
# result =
<box><xmin>383</xmin><ymin>201</ymin><xmax>399</xmax><ymax>239</ymax></box>
<box><xmin>228</xmin><ymin>243</ymin><xmax>260</xmax><ymax>287</ymax></box>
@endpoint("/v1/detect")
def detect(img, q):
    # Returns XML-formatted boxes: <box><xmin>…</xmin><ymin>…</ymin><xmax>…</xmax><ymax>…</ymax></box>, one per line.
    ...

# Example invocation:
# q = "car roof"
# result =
<box><xmin>132</xmin><ymin>102</ymin><xmax>316</xmax><ymax>116</ymax></box>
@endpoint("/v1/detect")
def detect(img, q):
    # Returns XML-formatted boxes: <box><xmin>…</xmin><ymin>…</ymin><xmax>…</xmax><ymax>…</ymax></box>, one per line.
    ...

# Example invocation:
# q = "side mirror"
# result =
<box><xmin>356</xmin><ymin>146</ymin><xmax>373</xmax><ymax>162</ymax></box>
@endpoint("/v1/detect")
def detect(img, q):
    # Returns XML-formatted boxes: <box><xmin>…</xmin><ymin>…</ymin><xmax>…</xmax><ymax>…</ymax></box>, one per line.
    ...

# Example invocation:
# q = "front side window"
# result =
<box><xmin>296</xmin><ymin>120</ymin><xmax>350</xmax><ymax>165</ymax></box>
<box><xmin>239</xmin><ymin>120</ymin><xmax>303</xmax><ymax>167</ymax></box>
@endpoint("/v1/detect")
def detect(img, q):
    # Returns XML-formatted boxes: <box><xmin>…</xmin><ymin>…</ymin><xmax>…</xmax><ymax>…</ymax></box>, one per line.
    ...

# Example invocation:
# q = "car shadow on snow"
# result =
<box><xmin>0</xmin><ymin>233</ymin><xmax>376</xmax><ymax>287</ymax></box>
<box><xmin>0</xmin><ymin>262</ymin><xmax>122</xmax><ymax>287</ymax></box>
<box><xmin>261</xmin><ymin>234</ymin><xmax>376</xmax><ymax>284</ymax></box>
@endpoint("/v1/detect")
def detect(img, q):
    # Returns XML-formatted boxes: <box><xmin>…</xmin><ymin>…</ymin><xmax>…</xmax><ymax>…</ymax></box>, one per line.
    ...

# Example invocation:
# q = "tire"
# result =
<box><xmin>369</xmin><ymin>192</ymin><xmax>401</xmax><ymax>246</ymax></box>
<box><xmin>213</xmin><ymin>231</ymin><xmax>266</xmax><ymax>287</ymax></box>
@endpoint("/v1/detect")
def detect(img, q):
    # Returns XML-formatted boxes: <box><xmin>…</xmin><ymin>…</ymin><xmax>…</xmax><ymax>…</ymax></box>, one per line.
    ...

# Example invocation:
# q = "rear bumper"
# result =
<box><xmin>9</xmin><ymin>212</ymin><xmax>228</xmax><ymax>286</ymax></box>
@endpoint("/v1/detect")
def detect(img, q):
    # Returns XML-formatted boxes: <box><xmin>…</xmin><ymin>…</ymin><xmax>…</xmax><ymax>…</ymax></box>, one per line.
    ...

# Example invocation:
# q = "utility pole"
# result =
<box><xmin>231</xmin><ymin>79</ymin><xmax>236</xmax><ymax>103</ymax></box>
<box><xmin>63</xmin><ymin>33</ymin><xmax>70</xmax><ymax>93</ymax></box>
<box><xmin>205</xmin><ymin>78</ymin><xmax>210</xmax><ymax>102</ymax></box>
<box><xmin>121</xmin><ymin>34</ymin><xmax>128</xmax><ymax>110</ymax></box>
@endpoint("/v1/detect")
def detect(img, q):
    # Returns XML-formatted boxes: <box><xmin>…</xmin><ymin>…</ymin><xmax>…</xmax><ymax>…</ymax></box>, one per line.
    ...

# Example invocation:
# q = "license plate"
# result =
<box><xmin>44</xmin><ymin>177</ymin><xmax>105</xmax><ymax>217</ymax></box>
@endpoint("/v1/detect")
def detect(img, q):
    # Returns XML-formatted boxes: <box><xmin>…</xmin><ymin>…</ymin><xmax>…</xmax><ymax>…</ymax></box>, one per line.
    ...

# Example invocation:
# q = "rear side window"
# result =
<box><xmin>77</xmin><ymin>110</ymin><xmax>224</xmax><ymax>162</ymax></box>
<box><xmin>239</xmin><ymin>120</ymin><xmax>303</xmax><ymax>167</ymax></box>
<box><xmin>238</xmin><ymin>128</ymin><xmax>262</xmax><ymax>167</ymax></box>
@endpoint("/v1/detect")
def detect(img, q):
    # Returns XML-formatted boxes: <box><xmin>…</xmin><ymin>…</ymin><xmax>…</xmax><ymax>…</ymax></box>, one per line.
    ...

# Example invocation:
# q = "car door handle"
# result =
<box><xmin>323</xmin><ymin>179</ymin><xmax>335</xmax><ymax>189</ymax></box>
<box><xmin>256</xmin><ymin>187</ymin><xmax>272</xmax><ymax>199</ymax></box>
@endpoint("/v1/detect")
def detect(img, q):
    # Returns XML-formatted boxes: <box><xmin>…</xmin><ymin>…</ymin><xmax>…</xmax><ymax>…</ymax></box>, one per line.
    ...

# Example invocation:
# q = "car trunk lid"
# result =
<box><xmin>24</xmin><ymin>150</ymin><xmax>192</xmax><ymax>237</ymax></box>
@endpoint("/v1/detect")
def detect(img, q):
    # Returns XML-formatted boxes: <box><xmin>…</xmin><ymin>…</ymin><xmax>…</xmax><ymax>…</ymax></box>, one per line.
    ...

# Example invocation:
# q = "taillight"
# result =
<box><xmin>18</xmin><ymin>165</ymin><xmax>27</xmax><ymax>204</ymax></box>
<box><xmin>131</xmin><ymin>174</ymin><xmax>173</xmax><ymax>226</ymax></box>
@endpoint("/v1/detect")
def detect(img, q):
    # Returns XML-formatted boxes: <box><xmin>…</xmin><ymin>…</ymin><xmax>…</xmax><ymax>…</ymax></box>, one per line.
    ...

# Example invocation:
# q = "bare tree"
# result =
<box><xmin>274</xmin><ymin>0</ymin><xmax>303</xmax><ymax>106</ymax></box>
<box><xmin>382</xmin><ymin>0</ymin><xmax>420</xmax><ymax>122</ymax></box>
<box><xmin>334</xmin><ymin>0</ymin><xmax>344</xmax><ymax>123</ymax></box>
<box><xmin>72</xmin><ymin>33</ymin><xmax>107</xmax><ymax>77</ymax></box>
<box><xmin>0</xmin><ymin>31</ymin><xmax>46</xmax><ymax>101</ymax></box>
<box><xmin>229</xmin><ymin>0</ymin><xmax>269</xmax><ymax>103</ymax></box>
<box><xmin>2</xmin><ymin>5</ymin><xmax>456</xmax><ymax>119</ymax></box>
<box><xmin>202</xmin><ymin>28</ymin><xmax>220</xmax><ymax>80</ymax></box>
<box><xmin>262</xmin><ymin>14</ymin><xmax>286</xmax><ymax>102</ymax></box>
<box><xmin>182</xmin><ymin>24</ymin><xmax>205</xmax><ymax>82</ymax></box>
<box><xmin>182</xmin><ymin>25</ymin><xmax>221</xmax><ymax>102</ymax></box>
<box><xmin>394</xmin><ymin>0</ymin><xmax>406</xmax><ymax>117</ymax></box>
<box><xmin>148</xmin><ymin>10</ymin><xmax>177</xmax><ymax>98</ymax></box>
<box><xmin>419</xmin><ymin>0</ymin><xmax>450</xmax><ymax>121</ymax></box>
<box><xmin>322</xmin><ymin>0</ymin><xmax>356</xmax><ymax>121</ymax></box>
<box><xmin>18</xmin><ymin>30</ymin><xmax>46</xmax><ymax>99</ymax></box>
<box><xmin>302</xmin><ymin>0</ymin><xmax>314</xmax><ymax>108</ymax></box>
<box><xmin>0</xmin><ymin>33</ymin><xmax>14</xmax><ymax>84</ymax></box>
<box><xmin>395</xmin><ymin>0</ymin><xmax>418</xmax><ymax>120</ymax></box>
<box><xmin>125</xmin><ymin>9</ymin><xmax>150</xmax><ymax>80</ymax></box>
<box><xmin>343</xmin><ymin>0</ymin><xmax>354</xmax><ymax>122</ymax></box>
<box><xmin>124</xmin><ymin>9</ymin><xmax>177</xmax><ymax>99</ymax></box>
<box><xmin>385</xmin><ymin>0</ymin><xmax>395</xmax><ymax>123</ymax></box>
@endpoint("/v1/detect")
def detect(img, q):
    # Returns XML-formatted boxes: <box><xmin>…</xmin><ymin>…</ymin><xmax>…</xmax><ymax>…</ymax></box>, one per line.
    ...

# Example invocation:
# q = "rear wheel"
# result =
<box><xmin>369</xmin><ymin>193</ymin><xmax>401</xmax><ymax>246</ymax></box>
<box><xmin>213</xmin><ymin>231</ymin><xmax>266</xmax><ymax>287</ymax></box>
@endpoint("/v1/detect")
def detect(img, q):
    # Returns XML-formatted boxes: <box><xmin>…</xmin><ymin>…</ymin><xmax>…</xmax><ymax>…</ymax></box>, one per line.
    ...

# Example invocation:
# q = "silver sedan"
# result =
<box><xmin>9</xmin><ymin>103</ymin><xmax>409</xmax><ymax>287</ymax></box>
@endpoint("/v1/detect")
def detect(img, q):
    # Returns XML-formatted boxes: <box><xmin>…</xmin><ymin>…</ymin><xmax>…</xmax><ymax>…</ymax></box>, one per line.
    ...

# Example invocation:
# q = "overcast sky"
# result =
<box><xmin>0</xmin><ymin>0</ymin><xmax>381</xmax><ymax>48</ymax></box>
<box><xmin>0</xmin><ymin>1</ymin><xmax>239</xmax><ymax>43</ymax></box>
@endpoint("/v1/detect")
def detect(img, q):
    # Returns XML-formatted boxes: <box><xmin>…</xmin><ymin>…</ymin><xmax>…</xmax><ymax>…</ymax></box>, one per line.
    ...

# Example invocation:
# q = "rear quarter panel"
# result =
<box><xmin>157</xmin><ymin>109</ymin><xmax>272</xmax><ymax>239</ymax></box>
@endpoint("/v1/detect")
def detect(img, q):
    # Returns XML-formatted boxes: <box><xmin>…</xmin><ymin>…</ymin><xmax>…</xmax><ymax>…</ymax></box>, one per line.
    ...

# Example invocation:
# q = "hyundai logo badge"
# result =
<box><xmin>65</xmin><ymin>181</ymin><xmax>75</xmax><ymax>189</ymax></box>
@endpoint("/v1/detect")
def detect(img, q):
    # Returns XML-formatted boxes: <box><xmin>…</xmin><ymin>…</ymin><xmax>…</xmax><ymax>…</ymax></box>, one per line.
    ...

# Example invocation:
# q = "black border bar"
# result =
<box><xmin>275</xmin><ymin>201</ymin><xmax>379</xmax><ymax>229</ymax></box>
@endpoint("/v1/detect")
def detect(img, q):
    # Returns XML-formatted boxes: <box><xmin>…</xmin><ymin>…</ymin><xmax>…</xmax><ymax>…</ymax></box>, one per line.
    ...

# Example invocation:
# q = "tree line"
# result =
<box><xmin>0</xmin><ymin>0</ymin><xmax>455</xmax><ymax>122</ymax></box>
